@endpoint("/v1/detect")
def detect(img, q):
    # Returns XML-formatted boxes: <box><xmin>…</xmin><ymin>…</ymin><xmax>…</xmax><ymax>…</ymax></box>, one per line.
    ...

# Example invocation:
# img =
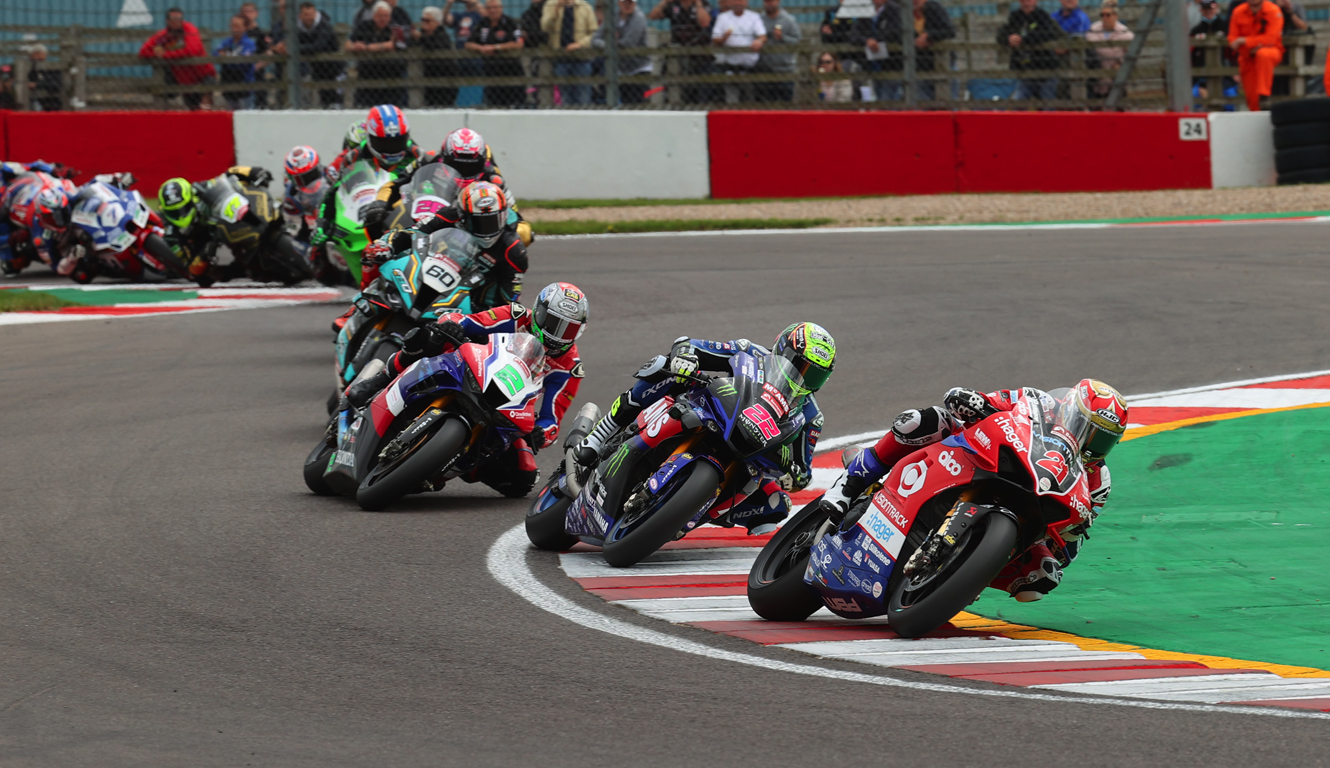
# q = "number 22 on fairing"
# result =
<box><xmin>742</xmin><ymin>405</ymin><xmax>780</xmax><ymax>439</ymax></box>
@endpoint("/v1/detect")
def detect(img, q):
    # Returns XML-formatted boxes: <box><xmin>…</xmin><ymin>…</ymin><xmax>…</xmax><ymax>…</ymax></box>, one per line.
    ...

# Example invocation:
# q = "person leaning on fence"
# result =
<box><xmin>909</xmin><ymin>0</ymin><xmax>956</xmax><ymax>101</ymax></box>
<box><xmin>1191</xmin><ymin>0</ymin><xmax>1236</xmax><ymax>104</ymax></box>
<box><xmin>592</xmin><ymin>0</ymin><xmax>652</xmax><ymax>103</ymax></box>
<box><xmin>417</xmin><ymin>6</ymin><xmax>459</xmax><ymax>106</ymax></box>
<box><xmin>997</xmin><ymin>0</ymin><xmax>1065</xmax><ymax>103</ymax></box>
<box><xmin>354</xmin><ymin>0</ymin><xmax>414</xmax><ymax>29</ymax></box>
<box><xmin>272</xmin><ymin>2</ymin><xmax>343</xmax><ymax>109</ymax></box>
<box><xmin>24</xmin><ymin>45</ymin><xmax>63</xmax><ymax>112</ymax></box>
<box><xmin>138</xmin><ymin>7</ymin><xmax>216</xmax><ymax>110</ymax></box>
<box><xmin>1085</xmin><ymin>1</ymin><xmax>1132</xmax><ymax>99</ymax></box>
<box><xmin>239</xmin><ymin>2</ymin><xmax>272</xmax><ymax>108</ymax></box>
<box><xmin>712</xmin><ymin>0</ymin><xmax>767</xmax><ymax>103</ymax></box>
<box><xmin>755</xmin><ymin>0</ymin><xmax>800</xmax><ymax>103</ymax></box>
<box><xmin>542</xmin><ymin>0</ymin><xmax>599</xmax><ymax>105</ymax></box>
<box><xmin>470</xmin><ymin>0</ymin><xmax>525</xmax><ymax>107</ymax></box>
<box><xmin>348</xmin><ymin>1</ymin><xmax>411</xmax><ymax>108</ymax></box>
<box><xmin>1228</xmin><ymin>0</ymin><xmax>1283</xmax><ymax>111</ymax></box>
<box><xmin>850</xmin><ymin>0</ymin><xmax>903</xmax><ymax>101</ymax></box>
<box><xmin>648</xmin><ymin>0</ymin><xmax>715</xmax><ymax>104</ymax></box>
<box><xmin>215</xmin><ymin>15</ymin><xmax>258</xmax><ymax>110</ymax></box>
<box><xmin>815</xmin><ymin>51</ymin><xmax>853</xmax><ymax>102</ymax></box>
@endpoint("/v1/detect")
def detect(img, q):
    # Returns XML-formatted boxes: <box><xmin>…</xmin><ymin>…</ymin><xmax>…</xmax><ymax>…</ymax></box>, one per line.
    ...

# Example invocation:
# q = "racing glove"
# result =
<box><xmin>667</xmin><ymin>338</ymin><xmax>700</xmax><ymax>383</ymax></box>
<box><xmin>528</xmin><ymin>424</ymin><xmax>557</xmax><ymax>451</ymax></box>
<box><xmin>309</xmin><ymin>222</ymin><xmax>330</xmax><ymax>246</ymax></box>
<box><xmin>249</xmin><ymin>167</ymin><xmax>274</xmax><ymax>188</ymax></box>
<box><xmin>943</xmin><ymin>387</ymin><xmax>996</xmax><ymax>425</ymax></box>
<box><xmin>361</xmin><ymin>200</ymin><xmax>390</xmax><ymax>229</ymax></box>
<box><xmin>362</xmin><ymin>240</ymin><xmax>393</xmax><ymax>267</ymax></box>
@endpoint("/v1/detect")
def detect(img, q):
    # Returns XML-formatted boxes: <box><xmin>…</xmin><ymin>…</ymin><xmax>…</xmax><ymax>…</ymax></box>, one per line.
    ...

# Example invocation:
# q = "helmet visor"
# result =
<box><xmin>44</xmin><ymin>206</ymin><xmax>69</xmax><ymax>230</ymax></box>
<box><xmin>450</xmin><ymin>156</ymin><xmax>485</xmax><ymax>178</ymax></box>
<box><xmin>778</xmin><ymin>346</ymin><xmax>833</xmax><ymax>392</ymax></box>
<box><xmin>533</xmin><ymin>304</ymin><xmax>582</xmax><ymax>350</ymax></box>
<box><xmin>1061</xmin><ymin>402</ymin><xmax>1124</xmax><ymax>462</ymax></box>
<box><xmin>469</xmin><ymin>210</ymin><xmax>503</xmax><ymax>240</ymax></box>
<box><xmin>369</xmin><ymin>133</ymin><xmax>409</xmax><ymax>162</ymax></box>
<box><xmin>290</xmin><ymin>167</ymin><xmax>323</xmax><ymax>192</ymax></box>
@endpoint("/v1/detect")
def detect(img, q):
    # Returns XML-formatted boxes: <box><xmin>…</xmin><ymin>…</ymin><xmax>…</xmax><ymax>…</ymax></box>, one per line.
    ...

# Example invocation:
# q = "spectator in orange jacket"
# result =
<box><xmin>1228</xmin><ymin>0</ymin><xmax>1283</xmax><ymax>111</ymax></box>
<box><xmin>139</xmin><ymin>7</ymin><xmax>216</xmax><ymax>110</ymax></box>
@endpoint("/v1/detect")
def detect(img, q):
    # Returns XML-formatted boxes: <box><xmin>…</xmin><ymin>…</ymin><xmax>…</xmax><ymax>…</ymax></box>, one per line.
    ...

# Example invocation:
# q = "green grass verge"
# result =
<box><xmin>0</xmin><ymin>289</ymin><xmax>83</xmax><ymax>312</ymax></box>
<box><xmin>524</xmin><ymin>196</ymin><xmax>884</xmax><ymax>209</ymax></box>
<box><xmin>530</xmin><ymin>218</ymin><xmax>834</xmax><ymax>235</ymax></box>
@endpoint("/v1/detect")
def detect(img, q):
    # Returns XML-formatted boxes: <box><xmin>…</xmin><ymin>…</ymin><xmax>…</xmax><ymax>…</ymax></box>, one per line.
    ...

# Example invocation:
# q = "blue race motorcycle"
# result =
<box><xmin>305</xmin><ymin>331</ymin><xmax>548</xmax><ymax>511</ymax></box>
<box><xmin>65</xmin><ymin>179</ymin><xmax>188</xmax><ymax>283</ymax></box>
<box><xmin>526</xmin><ymin>352</ymin><xmax>811</xmax><ymax>567</ymax></box>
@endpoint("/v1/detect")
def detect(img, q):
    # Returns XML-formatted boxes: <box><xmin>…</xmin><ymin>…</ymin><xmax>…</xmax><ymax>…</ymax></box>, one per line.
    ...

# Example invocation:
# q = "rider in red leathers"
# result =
<box><xmin>817</xmin><ymin>380</ymin><xmax>1127</xmax><ymax>602</ymax></box>
<box><xmin>344</xmin><ymin>282</ymin><xmax>588</xmax><ymax>497</ymax></box>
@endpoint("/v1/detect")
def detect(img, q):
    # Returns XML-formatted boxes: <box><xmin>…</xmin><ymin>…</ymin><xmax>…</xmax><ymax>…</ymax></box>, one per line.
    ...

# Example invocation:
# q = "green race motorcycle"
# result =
<box><xmin>325</xmin><ymin>159</ymin><xmax>395</xmax><ymax>285</ymax></box>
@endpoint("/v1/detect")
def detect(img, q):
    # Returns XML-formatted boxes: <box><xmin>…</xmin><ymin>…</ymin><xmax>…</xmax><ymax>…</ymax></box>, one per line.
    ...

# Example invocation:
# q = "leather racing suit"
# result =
<box><xmin>824</xmin><ymin>386</ymin><xmax>1111</xmax><ymax>599</ymax></box>
<box><xmin>586</xmin><ymin>337</ymin><xmax>824</xmax><ymax>534</ymax></box>
<box><xmin>161</xmin><ymin>166</ymin><xmax>272</xmax><ymax>284</ymax></box>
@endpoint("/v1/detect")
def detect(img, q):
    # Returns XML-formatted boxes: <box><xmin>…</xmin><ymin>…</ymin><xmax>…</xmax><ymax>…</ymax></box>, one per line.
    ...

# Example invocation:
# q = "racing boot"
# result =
<box><xmin>473</xmin><ymin>440</ymin><xmax>540</xmax><ymax>499</ymax></box>
<box><xmin>573</xmin><ymin>398</ymin><xmax>637</xmax><ymax>469</ymax></box>
<box><xmin>817</xmin><ymin>471</ymin><xmax>871</xmax><ymax>526</ymax></box>
<box><xmin>344</xmin><ymin>367</ymin><xmax>393</xmax><ymax>409</ymax></box>
<box><xmin>736</xmin><ymin>485</ymin><xmax>791</xmax><ymax>536</ymax></box>
<box><xmin>331</xmin><ymin>304</ymin><xmax>356</xmax><ymax>334</ymax></box>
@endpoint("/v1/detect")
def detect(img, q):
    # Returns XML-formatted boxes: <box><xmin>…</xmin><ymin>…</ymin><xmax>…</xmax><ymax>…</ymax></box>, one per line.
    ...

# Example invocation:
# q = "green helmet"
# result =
<box><xmin>344</xmin><ymin>120</ymin><xmax>368</xmax><ymax>151</ymax></box>
<box><xmin>772</xmin><ymin>322</ymin><xmax>836</xmax><ymax>393</ymax></box>
<box><xmin>158</xmin><ymin>178</ymin><xmax>197</xmax><ymax>229</ymax></box>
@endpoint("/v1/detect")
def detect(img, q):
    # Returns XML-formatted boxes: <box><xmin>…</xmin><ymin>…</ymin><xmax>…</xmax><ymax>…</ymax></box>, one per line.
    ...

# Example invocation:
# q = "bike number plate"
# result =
<box><xmin>131</xmin><ymin>204</ymin><xmax>149</xmax><ymax>229</ymax></box>
<box><xmin>411</xmin><ymin>195</ymin><xmax>448</xmax><ymax>221</ymax></box>
<box><xmin>422</xmin><ymin>256</ymin><xmax>461</xmax><ymax>293</ymax></box>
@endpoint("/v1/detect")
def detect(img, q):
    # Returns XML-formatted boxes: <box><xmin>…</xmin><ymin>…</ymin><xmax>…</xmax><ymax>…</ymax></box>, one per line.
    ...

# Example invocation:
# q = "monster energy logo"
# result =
<box><xmin>779</xmin><ymin>443</ymin><xmax>792</xmax><ymax>465</ymax></box>
<box><xmin>605</xmin><ymin>444</ymin><xmax>631</xmax><ymax>478</ymax></box>
<box><xmin>715</xmin><ymin>382</ymin><xmax>737</xmax><ymax>397</ymax></box>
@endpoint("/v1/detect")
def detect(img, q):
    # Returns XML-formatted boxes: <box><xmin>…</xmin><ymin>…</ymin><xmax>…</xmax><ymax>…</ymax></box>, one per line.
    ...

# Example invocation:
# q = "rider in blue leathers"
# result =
<box><xmin>573</xmin><ymin>323</ymin><xmax>837</xmax><ymax>535</ymax></box>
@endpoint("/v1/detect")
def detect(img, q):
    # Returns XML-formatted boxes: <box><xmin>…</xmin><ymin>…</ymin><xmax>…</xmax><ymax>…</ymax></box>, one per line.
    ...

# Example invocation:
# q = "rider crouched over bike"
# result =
<box><xmin>158</xmin><ymin>166</ymin><xmax>274</xmax><ymax>284</ymax></box>
<box><xmin>361</xmin><ymin>182</ymin><xmax>526</xmax><ymax>307</ymax></box>
<box><xmin>819</xmin><ymin>380</ymin><xmax>1127</xmax><ymax>602</ymax></box>
<box><xmin>345</xmin><ymin>282</ymin><xmax>589</xmax><ymax>497</ymax></box>
<box><xmin>574</xmin><ymin>323</ymin><xmax>836</xmax><ymax>536</ymax></box>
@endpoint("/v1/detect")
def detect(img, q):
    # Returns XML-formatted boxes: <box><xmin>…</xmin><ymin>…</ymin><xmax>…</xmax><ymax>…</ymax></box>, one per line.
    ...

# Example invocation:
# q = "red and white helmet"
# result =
<box><xmin>284</xmin><ymin>145</ymin><xmax>323</xmax><ymax>193</ymax></box>
<box><xmin>458</xmin><ymin>181</ymin><xmax>508</xmax><ymax>246</ymax></box>
<box><xmin>532</xmin><ymin>282</ymin><xmax>588</xmax><ymax>355</ymax></box>
<box><xmin>35</xmin><ymin>186</ymin><xmax>70</xmax><ymax>233</ymax></box>
<box><xmin>442</xmin><ymin>128</ymin><xmax>487</xmax><ymax>179</ymax></box>
<box><xmin>1058</xmin><ymin>379</ymin><xmax>1128</xmax><ymax>463</ymax></box>
<box><xmin>364</xmin><ymin>105</ymin><xmax>411</xmax><ymax>166</ymax></box>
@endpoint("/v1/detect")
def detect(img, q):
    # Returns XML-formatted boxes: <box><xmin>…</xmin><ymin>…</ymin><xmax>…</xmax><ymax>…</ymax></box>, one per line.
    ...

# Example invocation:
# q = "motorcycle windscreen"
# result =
<box><xmin>727</xmin><ymin>354</ymin><xmax>810</xmax><ymax>459</ymax></box>
<box><xmin>406</xmin><ymin>163</ymin><xmax>463</xmax><ymax>221</ymax></box>
<box><xmin>337</xmin><ymin>160</ymin><xmax>394</xmax><ymax>224</ymax></box>
<box><xmin>1023</xmin><ymin>388</ymin><xmax>1086</xmax><ymax>497</ymax></box>
<box><xmin>480</xmin><ymin>332</ymin><xmax>546</xmax><ymax>413</ymax></box>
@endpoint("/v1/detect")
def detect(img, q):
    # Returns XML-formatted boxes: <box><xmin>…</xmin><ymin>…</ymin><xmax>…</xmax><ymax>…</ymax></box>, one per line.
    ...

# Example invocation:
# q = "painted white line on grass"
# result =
<box><xmin>485</xmin><ymin>525</ymin><xmax>1330</xmax><ymax>720</ymax></box>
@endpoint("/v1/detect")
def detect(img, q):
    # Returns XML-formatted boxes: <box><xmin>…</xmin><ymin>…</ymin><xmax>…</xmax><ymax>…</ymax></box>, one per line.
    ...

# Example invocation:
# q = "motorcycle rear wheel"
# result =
<box><xmin>887</xmin><ymin>514</ymin><xmax>1017</xmax><ymax>639</ymax></box>
<box><xmin>601</xmin><ymin>462</ymin><xmax>722</xmax><ymax>568</ymax></box>
<box><xmin>271</xmin><ymin>232</ymin><xmax>315</xmax><ymax>284</ymax></box>
<box><xmin>356</xmin><ymin>418</ymin><xmax>470</xmax><ymax>511</ymax></box>
<box><xmin>525</xmin><ymin>468</ymin><xmax>579</xmax><ymax>551</ymax></box>
<box><xmin>746</xmin><ymin>495</ymin><xmax>834</xmax><ymax>622</ymax></box>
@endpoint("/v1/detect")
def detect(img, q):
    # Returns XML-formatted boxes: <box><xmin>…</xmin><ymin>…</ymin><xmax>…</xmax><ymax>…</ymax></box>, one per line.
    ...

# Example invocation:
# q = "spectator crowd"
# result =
<box><xmin>29</xmin><ymin>0</ymin><xmax>1303</xmax><ymax>111</ymax></box>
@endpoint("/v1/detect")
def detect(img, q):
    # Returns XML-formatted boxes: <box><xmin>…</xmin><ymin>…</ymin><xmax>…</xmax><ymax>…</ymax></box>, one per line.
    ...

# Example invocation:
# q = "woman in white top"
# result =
<box><xmin>1086</xmin><ymin>1</ymin><xmax>1134</xmax><ymax>97</ymax></box>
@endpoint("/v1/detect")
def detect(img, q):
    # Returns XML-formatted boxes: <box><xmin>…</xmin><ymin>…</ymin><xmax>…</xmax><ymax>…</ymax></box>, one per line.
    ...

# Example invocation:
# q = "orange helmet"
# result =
<box><xmin>458</xmin><ymin>181</ymin><xmax>507</xmax><ymax>246</ymax></box>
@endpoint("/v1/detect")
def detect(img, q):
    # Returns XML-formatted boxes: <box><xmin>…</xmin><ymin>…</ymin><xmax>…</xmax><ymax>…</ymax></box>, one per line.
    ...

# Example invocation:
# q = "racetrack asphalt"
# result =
<box><xmin>3</xmin><ymin>222</ymin><xmax>1330</xmax><ymax>766</ymax></box>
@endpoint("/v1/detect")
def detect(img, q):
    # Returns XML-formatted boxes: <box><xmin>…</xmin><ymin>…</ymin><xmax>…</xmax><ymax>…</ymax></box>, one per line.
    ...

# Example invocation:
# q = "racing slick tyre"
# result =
<box><xmin>887</xmin><ymin>513</ymin><xmax>1018</xmax><ymax>639</ymax></box>
<box><xmin>747</xmin><ymin>495</ymin><xmax>834</xmax><ymax>622</ymax></box>
<box><xmin>1277</xmin><ymin>166</ymin><xmax>1330</xmax><ymax>185</ymax></box>
<box><xmin>272</xmin><ymin>232</ymin><xmax>316</xmax><ymax>284</ymax></box>
<box><xmin>1271</xmin><ymin>97</ymin><xmax>1330</xmax><ymax>127</ymax></box>
<box><xmin>1274</xmin><ymin>121</ymin><xmax>1330</xmax><ymax>150</ymax></box>
<box><xmin>356</xmin><ymin>417</ymin><xmax>470</xmax><ymax>512</ymax></box>
<box><xmin>602</xmin><ymin>462</ymin><xmax>723</xmax><ymax>568</ymax></box>
<box><xmin>303</xmin><ymin>432</ymin><xmax>338</xmax><ymax>496</ymax></box>
<box><xmin>1275</xmin><ymin>143</ymin><xmax>1330</xmax><ymax>175</ymax></box>
<box><xmin>143</xmin><ymin>234</ymin><xmax>191</xmax><ymax>281</ymax></box>
<box><xmin>525</xmin><ymin>469</ymin><xmax>579</xmax><ymax>551</ymax></box>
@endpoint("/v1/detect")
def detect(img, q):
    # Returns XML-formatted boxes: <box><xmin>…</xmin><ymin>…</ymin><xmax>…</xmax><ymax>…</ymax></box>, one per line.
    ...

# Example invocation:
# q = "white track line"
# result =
<box><xmin>485</xmin><ymin>525</ymin><xmax>1330</xmax><ymax>720</ymax></box>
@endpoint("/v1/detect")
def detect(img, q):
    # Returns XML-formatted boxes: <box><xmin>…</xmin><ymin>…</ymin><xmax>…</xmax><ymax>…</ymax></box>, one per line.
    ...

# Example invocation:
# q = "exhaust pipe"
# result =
<box><xmin>562</xmin><ymin>402</ymin><xmax>601</xmax><ymax>497</ymax></box>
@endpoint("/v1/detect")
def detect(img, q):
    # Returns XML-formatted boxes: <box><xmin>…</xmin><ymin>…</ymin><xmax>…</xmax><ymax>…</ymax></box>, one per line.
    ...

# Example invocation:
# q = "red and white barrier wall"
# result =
<box><xmin>0</xmin><ymin>109</ymin><xmax>1275</xmax><ymax>200</ymax></box>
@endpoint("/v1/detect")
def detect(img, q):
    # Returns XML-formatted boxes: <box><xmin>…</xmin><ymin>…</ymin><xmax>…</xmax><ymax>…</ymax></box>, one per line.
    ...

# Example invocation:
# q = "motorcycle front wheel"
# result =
<box><xmin>271</xmin><ymin>232</ymin><xmax>315</xmax><ymax>284</ymax></box>
<box><xmin>601</xmin><ymin>461</ymin><xmax>722</xmax><ymax>568</ymax></box>
<box><xmin>356</xmin><ymin>417</ymin><xmax>470</xmax><ymax>511</ymax></box>
<box><xmin>525</xmin><ymin>467</ymin><xmax>579</xmax><ymax>551</ymax></box>
<box><xmin>142</xmin><ymin>234</ymin><xmax>191</xmax><ymax>281</ymax></box>
<box><xmin>747</xmin><ymin>494</ymin><xmax>834</xmax><ymax>622</ymax></box>
<box><xmin>303</xmin><ymin>431</ymin><xmax>338</xmax><ymax>496</ymax></box>
<box><xmin>887</xmin><ymin>513</ymin><xmax>1017</xmax><ymax>638</ymax></box>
